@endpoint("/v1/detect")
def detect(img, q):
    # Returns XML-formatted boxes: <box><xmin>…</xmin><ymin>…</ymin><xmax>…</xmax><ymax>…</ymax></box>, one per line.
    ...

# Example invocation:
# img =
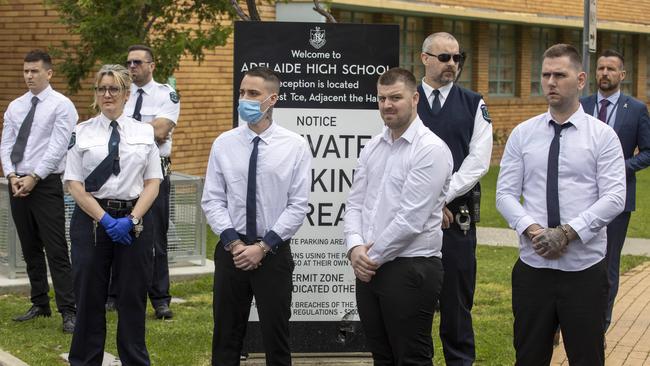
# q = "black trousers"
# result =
<box><xmin>439</xmin><ymin>224</ymin><xmax>477</xmax><ymax>366</ymax></box>
<box><xmin>149</xmin><ymin>174</ymin><xmax>171</xmax><ymax>308</ymax></box>
<box><xmin>212</xmin><ymin>240</ymin><xmax>294</xmax><ymax>366</ymax></box>
<box><xmin>605</xmin><ymin>211</ymin><xmax>631</xmax><ymax>330</ymax></box>
<box><xmin>68</xmin><ymin>206</ymin><xmax>154</xmax><ymax>366</ymax></box>
<box><xmin>512</xmin><ymin>259</ymin><xmax>608</xmax><ymax>366</ymax></box>
<box><xmin>108</xmin><ymin>174</ymin><xmax>171</xmax><ymax>308</ymax></box>
<box><xmin>8</xmin><ymin>174</ymin><xmax>75</xmax><ymax>313</ymax></box>
<box><xmin>356</xmin><ymin>256</ymin><xmax>443</xmax><ymax>366</ymax></box>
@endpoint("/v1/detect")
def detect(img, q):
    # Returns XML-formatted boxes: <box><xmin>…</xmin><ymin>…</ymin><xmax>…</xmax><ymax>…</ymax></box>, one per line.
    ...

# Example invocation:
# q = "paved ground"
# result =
<box><xmin>1</xmin><ymin>228</ymin><xmax>649</xmax><ymax>365</ymax></box>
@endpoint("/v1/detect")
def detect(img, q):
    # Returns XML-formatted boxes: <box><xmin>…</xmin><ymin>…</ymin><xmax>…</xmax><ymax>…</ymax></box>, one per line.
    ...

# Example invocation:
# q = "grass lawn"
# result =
<box><xmin>0</xmin><ymin>240</ymin><xmax>647</xmax><ymax>365</ymax></box>
<box><xmin>479</xmin><ymin>166</ymin><xmax>650</xmax><ymax>239</ymax></box>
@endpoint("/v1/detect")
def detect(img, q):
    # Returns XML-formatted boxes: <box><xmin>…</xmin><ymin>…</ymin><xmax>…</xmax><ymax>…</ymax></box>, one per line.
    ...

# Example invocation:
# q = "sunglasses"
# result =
<box><xmin>125</xmin><ymin>60</ymin><xmax>152</xmax><ymax>67</ymax></box>
<box><xmin>424</xmin><ymin>52</ymin><xmax>462</xmax><ymax>63</ymax></box>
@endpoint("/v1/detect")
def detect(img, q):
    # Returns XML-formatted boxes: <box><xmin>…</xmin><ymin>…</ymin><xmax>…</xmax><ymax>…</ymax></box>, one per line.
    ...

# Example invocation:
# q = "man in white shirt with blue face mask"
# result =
<box><xmin>202</xmin><ymin>67</ymin><xmax>311</xmax><ymax>366</ymax></box>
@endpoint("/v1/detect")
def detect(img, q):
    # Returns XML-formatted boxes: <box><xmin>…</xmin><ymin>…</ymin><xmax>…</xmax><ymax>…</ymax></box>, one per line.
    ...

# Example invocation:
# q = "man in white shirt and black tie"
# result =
<box><xmin>0</xmin><ymin>50</ymin><xmax>77</xmax><ymax>333</ymax></box>
<box><xmin>345</xmin><ymin>67</ymin><xmax>453</xmax><ymax>365</ymax></box>
<box><xmin>202</xmin><ymin>67</ymin><xmax>311</xmax><ymax>366</ymax></box>
<box><xmin>496</xmin><ymin>43</ymin><xmax>626</xmax><ymax>365</ymax></box>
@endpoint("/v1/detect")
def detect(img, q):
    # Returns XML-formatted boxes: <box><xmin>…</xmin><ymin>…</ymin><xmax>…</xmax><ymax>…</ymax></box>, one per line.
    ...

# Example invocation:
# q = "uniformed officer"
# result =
<box><xmin>1</xmin><ymin>49</ymin><xmax>77</xmax><ymax>333</ymax></box>
<box><xmin>106</xmin><ymin>44</ymin><xmax>180</xmax><ymax>319</ymax></box>
<box><xmin>418</xmin><ymin>32</ymin><xmax>493</xmax><ymax>366</ymax></box>
<box><xmin>65</xmin><ymin>64</ymin><xmax>162</xmax><ymax>366</ymax></box>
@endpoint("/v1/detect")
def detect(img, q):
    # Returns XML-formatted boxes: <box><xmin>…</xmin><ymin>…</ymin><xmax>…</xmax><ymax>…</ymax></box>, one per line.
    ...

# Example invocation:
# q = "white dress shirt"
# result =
<box><xmin>64</xmin><ymin>113</ymin><xmax>162</xmax><ymax>200</ymax></box>
<box><xmin>201</xmin><ymin>122</ymin><xmax>311</xmax><ymax>250</ymax></box>
<box><xmin>421</xmin><ymin>80</ymin><xmax>492</xmax><ymax>203</ymax></box>
<box><xmin>124</xmin><ymin>79</ymin><xmax>180</xmax><ymax>157</ymax></box>
<box><xmin>496</xmin><ymin>106</ymin><xmax>626</xmax><ymax>271</ymax></box>
<box><xmin>344</xmin><ymin>116</ymin><xmax>453</xmax><ymax>266</ymax></box>
<box><xmin>594</xmin><ymin>90</ymin><xmax>621</xmax><ymax>128</ymax></box>
<box><xmin>1</xmin><ymin>85</ymin><xmax>78</xmax><ymax>178</ymax></box>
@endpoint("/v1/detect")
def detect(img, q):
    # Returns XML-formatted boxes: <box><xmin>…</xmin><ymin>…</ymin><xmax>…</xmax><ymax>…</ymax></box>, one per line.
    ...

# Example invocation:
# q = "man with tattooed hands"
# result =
<box><xmin>496</xmin><ymin>44</ymin><xmax>626</xmax><ymax>366</ymax></box>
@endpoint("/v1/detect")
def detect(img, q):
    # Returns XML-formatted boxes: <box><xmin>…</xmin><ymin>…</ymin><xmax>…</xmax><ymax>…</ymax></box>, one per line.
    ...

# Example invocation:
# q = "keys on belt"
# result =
<box><xmin>161</xmin><ymin>157</ymin><xmax>171</xmax><ymax>177</ymax></box>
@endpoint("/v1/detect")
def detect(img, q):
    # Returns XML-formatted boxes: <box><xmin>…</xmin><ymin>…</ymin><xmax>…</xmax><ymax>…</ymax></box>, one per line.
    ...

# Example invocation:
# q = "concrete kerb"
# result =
<box><xmin>0</xmin><ymin>350</ymin><xmax>28</xmax><ymax>366</ymax></box>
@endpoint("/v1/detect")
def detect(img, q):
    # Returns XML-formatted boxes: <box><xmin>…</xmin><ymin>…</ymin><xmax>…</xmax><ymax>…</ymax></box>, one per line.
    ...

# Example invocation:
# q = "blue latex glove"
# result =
<box><xmin>99</xmin><ymin>213</ymin><xmax>117</xmax><ymax>230</ymax></box>
<box><xmin>105</xmin><ymin>217</ymin><xmax>134</xmax><ymax>245</ymax></box>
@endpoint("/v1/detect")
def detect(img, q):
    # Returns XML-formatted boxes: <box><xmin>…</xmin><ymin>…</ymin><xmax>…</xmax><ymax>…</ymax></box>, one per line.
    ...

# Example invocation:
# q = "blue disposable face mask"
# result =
<box><xmin>238</xmin><ymin>95</ymin><xmax>273</xmax><ymax>125</ymax></box>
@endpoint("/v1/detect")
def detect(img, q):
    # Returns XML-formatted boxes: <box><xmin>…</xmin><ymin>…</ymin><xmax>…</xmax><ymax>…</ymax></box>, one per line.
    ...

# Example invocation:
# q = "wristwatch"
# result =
<box><xmin>128</xmin><ymin>215</ymin><xmax>141</xmax><ymax>225</ymax></box>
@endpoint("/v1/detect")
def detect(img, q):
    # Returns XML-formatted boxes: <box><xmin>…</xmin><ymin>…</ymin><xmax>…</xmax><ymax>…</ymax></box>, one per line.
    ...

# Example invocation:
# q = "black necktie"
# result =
<box><xmin>132</xmin><ymin>89</ymin><xmax>144</xmax><ymax>121</ymax></box>
<box><xmin>245</xmin><ymin>136</ymin><xmax>261</xmax><ymax>244</ymax></box>
<box><xmin>546</xmin><ymin>121</ymin><xmax>573</xmax><ymax>228</ymax></box>
<box><xmin>10</xmin><ymin>96</ymin><xmax>39</xmax><ymax>164</ymax></box>
<box><xmin>598</xmin><ymin>99</ymin><xmax>610</xmax><ymax>123</ymax></box>
<box><xmin>431</xmin><ymin>89</ymin><xmax>441</xmax><ymax>114</ymax></box>
<box><xmin>84</xmin><ymin>120</ymin><xmax>121</xmax><ymax>192</ymax></box>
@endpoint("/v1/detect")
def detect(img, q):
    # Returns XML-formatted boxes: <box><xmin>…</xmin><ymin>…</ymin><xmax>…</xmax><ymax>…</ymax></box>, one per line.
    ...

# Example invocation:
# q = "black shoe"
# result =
<box><xmin>155</xmin><ymin>304</ymin><xmax>173</xmax><ymax>319</ymax></box>
<box><xmin>13</xmin><ymin>305</ymin><xmax>51</xmax><ymax>322</ymax></box>
<box><xmin>62</xmin><ymin>312</ymin><xmax>76</xmax><ymax>334</ymax></box>
<box><xmin>105</xmin><ymin>297</ymin><xmax>117</xmax><ymax>312</ymax></box>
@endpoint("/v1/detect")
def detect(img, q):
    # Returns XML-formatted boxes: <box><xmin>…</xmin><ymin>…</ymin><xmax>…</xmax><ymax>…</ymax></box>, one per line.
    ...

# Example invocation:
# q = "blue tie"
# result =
<box><xmin>546</xmin><ymin>121</ymin><xmax>572</xmax><ymax>228</ymax></box>
<box><xmin>132</xmin><ymin>89</ymin><xmax>144</xmax><ymax>121</ymax></box>
<box><xmin>11</xmin><ymin>96</ymin><xmax>39</xmax><ymax>164</ymax></box>
<box><xmin>431</xmin><ymin>89</ymin><xmax>441</xmax><ymax>114</ymax></box>
<box><xmin>246</xmin><ymin>136</ymin><xmax>261</xmax><ymax>244</ymax></box>
<box><xmin>85</xmin><ymin>120</ymin><xmax>121</xmax><ymax>192</ymax></box>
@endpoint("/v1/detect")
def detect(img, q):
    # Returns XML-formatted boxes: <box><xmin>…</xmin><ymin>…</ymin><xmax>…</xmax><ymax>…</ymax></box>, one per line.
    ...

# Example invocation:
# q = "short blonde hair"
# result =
<box><xmin>92</xmin><ymin>64</ymin><xmax>132</xmax><ymax>110</ymax></box>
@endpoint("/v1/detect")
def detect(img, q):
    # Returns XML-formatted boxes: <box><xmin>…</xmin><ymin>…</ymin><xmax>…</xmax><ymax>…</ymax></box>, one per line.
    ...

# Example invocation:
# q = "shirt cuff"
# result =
<box><xmin>345</xmin><ymin>233</ymin><xmax>365</xmax><ymax>251</ymax></box>
<box><xmin>262</xmin><ymin>230</ymin><xmax>283</xmax><ymax>251</ymax></box>
<box><xmin>220</xmin><ymin>228</ymin><xmax>239</xmax><ymax>249</ymax></box>
<box><xmin>567</xmin><ymin>217</ymin><xmax>593</xmax><ymax>244</ymax></box>
<box><xmin>33</xmin><ymin>167</ymin><xmax>50</xmax><ymax>180</ymax></box>
<box><xmin>514</xmin><ymin>215</ymin><xmax>537</xmax><ymax>236</ymax></box>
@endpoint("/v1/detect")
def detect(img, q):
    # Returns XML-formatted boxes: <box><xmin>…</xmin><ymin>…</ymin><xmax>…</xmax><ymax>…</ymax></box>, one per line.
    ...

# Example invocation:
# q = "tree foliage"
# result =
<box><xmin>49</xmin><ymin>0</ymin><xmax>236</xmax><ymax>93</ymax></box>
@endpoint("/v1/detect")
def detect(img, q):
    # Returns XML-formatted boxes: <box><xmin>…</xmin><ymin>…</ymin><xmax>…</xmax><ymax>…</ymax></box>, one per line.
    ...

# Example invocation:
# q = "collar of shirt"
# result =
<box><xmin>380</xmin><ymin>116</ymin><xmax>421</xmax><ymax>145</ymax></box>
<box><xmin>132</xmin><ymin>79</ymin><xmax>156</xmax><ymax>97</ymax></box>
<box><xmin>421</xmin><ymin>79</ymin><xmax>453</xmax><ymax>107</ymax></box>
<box><xmin>242</xmin><ymin>121</ymin><xmax>276</xmax><ymax>145</ymax></box>
<box><xmin>98</xmin><ymin>112</ymin><xmax>128</xmax><ymax>130</ymax></box>
<box><xmin>29</xmin><ymin>84</ymin><xmax>53</xmax><ymax>103</ymax></box>
<box><xmin>597</xmin><ymin>89</ymin><xmax>620</xmax><ymax>106</ymax></box>
<box><xmin>544</xmin><ymin>104</ymin><xmax>588</xmax><ymax>131</ymax></box>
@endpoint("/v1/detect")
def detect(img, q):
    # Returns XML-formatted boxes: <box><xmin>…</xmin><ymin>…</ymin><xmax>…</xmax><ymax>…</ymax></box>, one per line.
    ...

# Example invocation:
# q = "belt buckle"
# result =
<box><xmin>105</xmin><ymin>199</ymin><xmax>123</xmax><ymax>209</ymax></box>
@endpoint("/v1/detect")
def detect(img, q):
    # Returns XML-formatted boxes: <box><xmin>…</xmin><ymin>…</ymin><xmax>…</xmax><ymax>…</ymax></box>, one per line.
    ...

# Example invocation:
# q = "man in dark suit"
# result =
<box><xmin>580</xmin><ymin>49</ymin><xmax>650</xmax><ymax>331</ymax></box>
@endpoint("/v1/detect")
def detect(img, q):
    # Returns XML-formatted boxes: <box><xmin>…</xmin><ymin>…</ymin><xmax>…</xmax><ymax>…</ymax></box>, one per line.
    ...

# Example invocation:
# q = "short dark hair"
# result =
<box><xmin>601</xmin><ymin>49</ymin><xmax>625</xmax><ymax>69</ymax></box>
<box><xmin>377</xmin><ymin>67</ymin><xmax>417</xmax><ymax>92</ymax></box>
<box><xmin>127</xmin><ymin>44</ymin><xmax>154</xmax><ymax>62</ymax></box>
<box><xmin>24</xmin><ymin>50</ymin><xmax>52</xmax><ymax>70</ymax></box>
<box><xmin>543</xmin><ymin>43</ymin><xmax>583</xmax><ymax>71</ymax></box>
<box><xmin>244</xmin><ymin>67</ymin><xmax>281</xmax><ymax>93</ymax></box>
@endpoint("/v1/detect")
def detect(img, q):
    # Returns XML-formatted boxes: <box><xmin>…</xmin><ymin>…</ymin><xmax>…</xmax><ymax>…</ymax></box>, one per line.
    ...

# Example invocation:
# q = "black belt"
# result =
<box><xmin>96</xmin><ymin>198</ymin><xmax>137</xmax><ymax>210</ymax></box>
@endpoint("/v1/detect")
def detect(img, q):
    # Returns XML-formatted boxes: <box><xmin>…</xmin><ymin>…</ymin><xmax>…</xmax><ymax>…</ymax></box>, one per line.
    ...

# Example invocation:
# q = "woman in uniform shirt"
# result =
<box><xmin>65</xmin><ymin>64</ymin><xmax>162</xmax><ymax>366</ymax></box>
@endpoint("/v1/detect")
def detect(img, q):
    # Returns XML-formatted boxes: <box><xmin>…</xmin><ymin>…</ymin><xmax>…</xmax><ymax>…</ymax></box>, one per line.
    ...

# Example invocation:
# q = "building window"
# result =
<box><xmin>489</xmin><ymin>23</ymin><xmax>516</xmax><ymax>96</ymax></box>
<box><xmin>609</xmin><ymin>33</ymin><xmax>635</xmax><ymax>96</ymax></box>
<box><xmin>443</xmin><ymin>19</ymin><xmax>473</xmax><ymax>89</ymax></box>
<box><xmin>331</xmin><ymin>10</ymin><xmax>424</xmax><ymax>80</ymax></box>
<box><xmin>530</xmin><ymin>27</ymin><xmax>558</xmax><ymax>95</ymax></box>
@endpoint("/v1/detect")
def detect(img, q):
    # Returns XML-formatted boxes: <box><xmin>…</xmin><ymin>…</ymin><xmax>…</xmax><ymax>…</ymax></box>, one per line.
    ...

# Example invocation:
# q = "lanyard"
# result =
<box><xmin>595</xmin><ymin>99</ymin><xmax>619</xmax><ymax>126</ymax></box>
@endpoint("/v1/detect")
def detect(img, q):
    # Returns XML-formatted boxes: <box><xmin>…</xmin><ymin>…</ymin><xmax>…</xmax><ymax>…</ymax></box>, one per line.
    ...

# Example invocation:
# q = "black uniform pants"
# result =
<box><xmin>212</xmin><ymin>240</ymin><xmax>294</xmax><ymax>366</ymax></box>
<box><xmin>605</xmin><ymin>211</ymin><xmax>631</xmax><ymax>330</ymax></box>
<box><xmin>439</xmin><ymin>224</ymin><xmax>477</xmax><ymax>366</ymax></box>
<box><xmin>8</xmin><ymin>174</ymin><xmax>75</xmax><ymax>313</ymax></box>
<box><xmin>108</xmin><ymin>174</ymin><xmax>171</xmax><ymax>308</ymax></box>
<box><xmin>68</xmin><ymin>206</ymin><xmax>154</xmax><ymax>366</ymax></box>
<box><xmin>512</xmin><ymin>259</ymin><xmax>608</xmax><ymax>366</ymax></box>
<box><xmin>356</xmin><ymin>256</ymin><xmax>443</xmax><ymax>366</ymax></box>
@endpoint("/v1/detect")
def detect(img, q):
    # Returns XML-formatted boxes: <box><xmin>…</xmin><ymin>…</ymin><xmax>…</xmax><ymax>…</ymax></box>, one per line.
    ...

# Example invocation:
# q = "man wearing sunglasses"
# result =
<box><xmin>418</xmin><ymin>32</ymin><xmax>493</xmax><ymax>366</ymax></box>
<box><xmin>105</xmin><ymin>44</ymin><xmax>181</xmax><ymax>320</ymax></box>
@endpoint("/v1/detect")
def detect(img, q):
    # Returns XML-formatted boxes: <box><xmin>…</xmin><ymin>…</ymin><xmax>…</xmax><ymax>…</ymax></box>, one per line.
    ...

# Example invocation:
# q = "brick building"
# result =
<box><xmin>2</xmin><ymin>0</ymin><xmax>650</xmax><ymax>174</ymax></box>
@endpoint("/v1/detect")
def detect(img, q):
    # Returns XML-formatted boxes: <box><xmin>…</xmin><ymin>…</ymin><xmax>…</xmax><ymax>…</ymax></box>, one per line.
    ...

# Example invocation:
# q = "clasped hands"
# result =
<box><xmin>349</xmin><ymin>244</ymin><xmax>378</xmax><ymax>283</ymax></box>
<box><xmin>9</xmin><ymin>175</ymin><xmax>37</xmax><ymax>197</ymax></box>
<box><xmin>230</xmin><ymin>240</ymin><xmax>269</xmax><ymax>271</ymax></box>
<box><xmin>99</xmin><ymin>213</ymin><xmax>134</xmax><ymax>245</ymax></box>
<box><xmin>526</xmin><ymin>224</ymin><xmax>572</xmax><ymax>259</ymax></box>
